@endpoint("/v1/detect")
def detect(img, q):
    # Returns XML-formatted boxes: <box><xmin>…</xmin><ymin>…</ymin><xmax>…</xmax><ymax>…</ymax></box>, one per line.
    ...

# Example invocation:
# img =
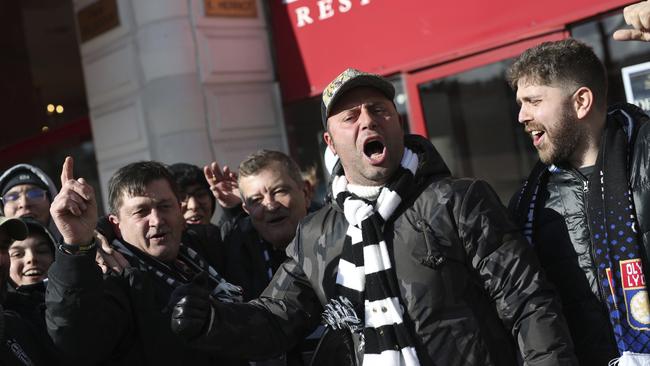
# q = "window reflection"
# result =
<box><xmin>418</xmin><ymin>59</ymin><xmax>537</xmax><ymax>202</ymax></box>
<box><xmin>571</xmin><ymin>11</ymin><xmax>650</xmax><ymax>110</ymax></box>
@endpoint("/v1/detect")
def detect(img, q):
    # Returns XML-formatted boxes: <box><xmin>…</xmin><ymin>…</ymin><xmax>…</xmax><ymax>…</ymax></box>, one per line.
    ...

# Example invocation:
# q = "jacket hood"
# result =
<box><xmin>403</xmin><ymin>134</ymin><xmax>451</xmax><ymax>180</ymax></box>
<box><xmin>608</xmin><ymin>102</ymin><xmax>650</xmax><ymax>124</ymax></box>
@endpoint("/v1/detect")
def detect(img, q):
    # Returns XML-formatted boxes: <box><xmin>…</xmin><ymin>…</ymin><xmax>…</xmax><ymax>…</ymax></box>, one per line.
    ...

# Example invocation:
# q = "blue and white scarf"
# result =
<box><xmin>513</xmin><ymin>106</ymin><xmax>649</xmax><ymax>355</ymax></box>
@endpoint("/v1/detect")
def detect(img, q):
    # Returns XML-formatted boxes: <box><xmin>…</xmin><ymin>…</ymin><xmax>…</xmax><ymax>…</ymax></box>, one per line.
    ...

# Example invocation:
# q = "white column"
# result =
<box><xmin>74</xmin><ymin>0</ymin><xmax>287</xmax><ymax>209</ymax></box>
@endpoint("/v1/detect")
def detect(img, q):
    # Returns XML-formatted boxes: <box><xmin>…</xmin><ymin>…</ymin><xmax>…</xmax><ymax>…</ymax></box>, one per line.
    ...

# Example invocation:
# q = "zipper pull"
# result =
<box><xmin>583</xmin><ymin>180</ymin><xmax>589</xmax><ymax>193</ymax></box>
<box><xmin>416</xmin><ymin>219</ymin><xmax>446</xmax><ymax>269</ymax></box>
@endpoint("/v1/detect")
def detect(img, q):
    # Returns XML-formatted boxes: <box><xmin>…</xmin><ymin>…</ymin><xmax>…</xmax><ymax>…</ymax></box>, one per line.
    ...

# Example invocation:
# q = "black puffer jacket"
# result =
<box><xmin>0</xmin><ymin>306</ymin><xmax>56</xmax><ymax>366</ymax></box>
<box><xmin>45</xmin><ymin>226</ymin><xmax>245</xmax><ymax>365</ymax></box>
<box><xmin>190</xmin><ymin>135</ymin><xmax>576</xmax><ymax>366</ymax></box>
<box><xmin>216</xmin><ymin>215</ymin><xmax>323</xmax><ymax>366</ymax></box>
<box><xmin>4</xmin><ymin>282</ymin><xmax>65</xmax><ymax>364</ymax></box>
<box><xmin>509</xmin><ymin>104</ymin><xmax>650</xmax><ymax>365</ymax></box>
<box><xmin>217</xmin><ymin>215</ymin><xmax>297</xmax><ymax>302</ymax></box>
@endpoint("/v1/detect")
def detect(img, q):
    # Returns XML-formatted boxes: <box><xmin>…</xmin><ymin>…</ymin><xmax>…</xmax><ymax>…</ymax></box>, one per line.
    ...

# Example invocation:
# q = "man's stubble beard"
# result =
<box><xmin>539</xmin><ymin>104</ymin><xmax>583</xmax><ymax>166</ymax></box>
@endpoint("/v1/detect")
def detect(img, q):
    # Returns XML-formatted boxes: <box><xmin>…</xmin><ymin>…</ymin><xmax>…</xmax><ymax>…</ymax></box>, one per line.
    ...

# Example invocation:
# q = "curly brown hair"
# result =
<box><xmin>507</xmin><ymin>38</ymin><xmax>607</xmax><ymax>110</ymax></box>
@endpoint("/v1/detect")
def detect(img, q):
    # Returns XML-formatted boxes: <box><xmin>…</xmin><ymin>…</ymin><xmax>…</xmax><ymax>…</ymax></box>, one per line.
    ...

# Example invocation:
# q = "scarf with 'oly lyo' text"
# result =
<box><xmin>513</xmin><ymin>106</ymin><xmax>649</xmax><ymax>354</ymax></box>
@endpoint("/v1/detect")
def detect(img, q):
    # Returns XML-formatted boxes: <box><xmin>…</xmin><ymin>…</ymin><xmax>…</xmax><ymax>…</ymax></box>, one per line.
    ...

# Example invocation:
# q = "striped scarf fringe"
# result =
<box><xmin>327</xmin><ymin>147</ymin><xmax>421</xmax><ymax>366</ymax></box>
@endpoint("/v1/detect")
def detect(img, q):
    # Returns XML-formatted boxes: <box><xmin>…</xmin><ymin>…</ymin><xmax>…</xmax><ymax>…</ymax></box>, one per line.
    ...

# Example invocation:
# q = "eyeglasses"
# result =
<box><xmin>1</xmin><ymin>189</ymin><xmax>47</xmax><ymax>205</ymax></box>
<box><xmin>180</xmin><ymin>187</ymin><xmax>211</xmax><ymax>204</ymax></box>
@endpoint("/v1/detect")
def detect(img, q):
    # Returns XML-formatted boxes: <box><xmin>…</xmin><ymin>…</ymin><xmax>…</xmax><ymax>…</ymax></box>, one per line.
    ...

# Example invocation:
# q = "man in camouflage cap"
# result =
<box><xmin>171</xmin><ymin>68</ymin><xmax>577</xmax><ymax>366</ymax></box>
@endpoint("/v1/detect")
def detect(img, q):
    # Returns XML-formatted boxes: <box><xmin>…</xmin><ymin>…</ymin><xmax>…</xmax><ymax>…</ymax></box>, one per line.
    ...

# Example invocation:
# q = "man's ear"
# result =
<box><xmin>302</xmin><ymin>180</ymin><xmax>313</xmax><ymax>210</ymax></box>
<box><xmin>108</xmin><ymin>214</ymin><xmax>122</xmax><ymax>238</ymax></box>
<box><xmin>323</xmin><ymin>131</ymin><xmax>336</xmax><ymax>156</ymax></box>
<box><xmin>574</xmin><ymin>86</ymin><xmax>594</xmax><ymax>120</ymax></box>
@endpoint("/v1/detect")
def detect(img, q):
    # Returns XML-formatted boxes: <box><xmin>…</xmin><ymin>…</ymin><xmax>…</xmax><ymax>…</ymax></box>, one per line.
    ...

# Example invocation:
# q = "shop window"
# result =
<box><xmin>283</xmin><ymin>96</ymin><xmax>329</xmax><ymax>204</ymax></box>
<box><xmin>418</xmin><ymin>59</ymin><xmax>537</xmax><ymax>203</ymax></box>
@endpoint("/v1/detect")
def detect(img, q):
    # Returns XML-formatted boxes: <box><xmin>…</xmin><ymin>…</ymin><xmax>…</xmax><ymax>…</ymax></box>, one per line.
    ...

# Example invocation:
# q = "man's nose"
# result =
<box><xmin>149</xmin><ymin>209</ymin><xmax>165</xmax><ymax>226</ymax></box>
<box><xmin>262</xmin><ymin>196</ymin><xmax>279</xmax><ymax>211</ymax></box>
<box><xmin>186</xmin><ymin>196</ymin><xmax>199</xmax><ymax>210</ymax></box>
<box><xmin>518</xmin><ymin>105</ymin><xmax>530</xmax><ymax>124</ymax></box>
<box><xmin>24</xmin><ymin>251</ymin><xmax>35</xmax><ymax>264</ymax></box>
<box><xmin>359</xmin><ymin>106</ymin><xmax>378</xmax><ymax>130</ymax></box>
<box><xmin>17</xmin><ymin>194</ymin><xmax>29</xmax><ymax>207</ymax></box>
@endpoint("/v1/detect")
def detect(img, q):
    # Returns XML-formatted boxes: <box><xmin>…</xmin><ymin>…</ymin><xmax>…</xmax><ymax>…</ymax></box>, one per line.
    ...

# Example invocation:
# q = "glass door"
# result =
<box><xmin>404</xmin><ymin>32</ymin><xmax>567</xmax><ymax>202</ymax></box>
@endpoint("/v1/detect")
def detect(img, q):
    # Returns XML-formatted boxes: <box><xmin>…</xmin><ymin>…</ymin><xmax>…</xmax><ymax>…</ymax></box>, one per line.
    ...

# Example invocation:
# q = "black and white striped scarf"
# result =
<box><xmin>110</xmin><ymin>238</ymin><xmax>243</xmax><ymax>303</ymax></box>
<box><xmin>328</xmin><ymin>147</ymin><xmax>421</xmax><ymax>366</ymax></box>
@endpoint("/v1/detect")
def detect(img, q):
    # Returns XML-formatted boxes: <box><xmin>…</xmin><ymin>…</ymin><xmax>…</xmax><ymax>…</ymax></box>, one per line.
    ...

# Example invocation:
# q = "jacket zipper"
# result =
<box><xmin>576</xmin><ymin>169</ymin><xmax>608</xmax><ymax>303</ymax></box>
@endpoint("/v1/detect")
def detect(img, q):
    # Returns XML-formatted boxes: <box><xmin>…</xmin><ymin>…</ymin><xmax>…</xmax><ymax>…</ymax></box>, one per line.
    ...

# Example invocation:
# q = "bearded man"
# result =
<box><xmin>508</xmin><ymin>38</ymin><xmax>650</xmax><ymax>365</ymax></box>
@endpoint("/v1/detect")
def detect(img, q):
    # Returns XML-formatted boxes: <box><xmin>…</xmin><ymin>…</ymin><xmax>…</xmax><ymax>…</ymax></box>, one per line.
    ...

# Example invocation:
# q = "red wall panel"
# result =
<box><xmin>270</xmin><ymin>0</ymin><xmax>632</xmax><ymax>102</ymax></box>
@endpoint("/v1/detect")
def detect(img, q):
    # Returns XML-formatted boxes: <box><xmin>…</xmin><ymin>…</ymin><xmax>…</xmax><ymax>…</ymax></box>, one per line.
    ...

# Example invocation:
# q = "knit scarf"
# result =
<box><xmin>325</xmin><ymin>147</ymin><xmax>421</xmax><ymax>366</ymax></box>
<box><xmin>110</xmin><ymin>238</ymin><xmax>243</xmax><ymax>303</ymax></box>
<box><xmin>513</xmin><ymin>107</ymin><xmax>649</xmax><ymax>354</ymax></box>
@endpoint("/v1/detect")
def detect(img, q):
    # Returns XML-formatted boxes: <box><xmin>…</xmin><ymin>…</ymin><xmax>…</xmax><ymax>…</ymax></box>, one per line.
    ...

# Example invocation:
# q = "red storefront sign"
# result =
<box><xmin>269</xmin><ymin>0</ymin><xmax>632</xmax><ymax>102</ymax></box>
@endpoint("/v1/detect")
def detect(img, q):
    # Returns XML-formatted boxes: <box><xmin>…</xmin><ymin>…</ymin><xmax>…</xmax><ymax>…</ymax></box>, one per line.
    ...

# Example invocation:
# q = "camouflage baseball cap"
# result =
<box><xmin>321</xmin><ymin>68</ymin><xmax>395</xmax><ymax>127</ymax></box>
<box><xmin>0</xmin><ymin>216</ymin><xmax>27</xmax><ymax>248</ymax></box>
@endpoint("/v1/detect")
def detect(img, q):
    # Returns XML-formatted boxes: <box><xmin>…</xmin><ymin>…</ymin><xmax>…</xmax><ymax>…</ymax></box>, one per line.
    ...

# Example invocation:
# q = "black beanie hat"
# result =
<box><xmin>1</xmin><ymin>169</ymin><xmax>49</xmax><ymax>198</ymax></box>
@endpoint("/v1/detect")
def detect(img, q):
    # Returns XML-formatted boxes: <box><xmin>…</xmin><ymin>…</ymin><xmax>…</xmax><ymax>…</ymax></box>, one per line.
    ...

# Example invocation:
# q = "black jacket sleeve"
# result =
<box><xmin>188</xmin><ymin>254</ymin><xmax>322</xmax><ymax>360</ymax></box>
<box><xmin>45</xmin><ymin>247</ymin><xmax>135</xmax><ymax>364</ymax></box>
<box><xmin>457</xmin><ymin>180</ymin><xmax>577</xmax><ymax>366</ymax></box>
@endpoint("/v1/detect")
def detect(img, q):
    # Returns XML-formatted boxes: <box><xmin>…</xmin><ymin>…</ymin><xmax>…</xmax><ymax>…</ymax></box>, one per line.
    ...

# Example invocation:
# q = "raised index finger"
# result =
<box><xmin>61</xmin><ymin>156</ymin><xmax>74</xmax><ymax>185</ymax></box>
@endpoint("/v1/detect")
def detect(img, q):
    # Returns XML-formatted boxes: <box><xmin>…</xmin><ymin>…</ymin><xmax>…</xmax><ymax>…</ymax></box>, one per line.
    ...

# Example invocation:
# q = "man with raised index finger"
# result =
<box><xmin>45</xmin><ymin>157</ymin><xmax>244</xmax><ymax>365</ymax></box>
<box><xmin>170</xmin><ymin>68</ymin><xmax>578</xmax><ymax>366</ymax></box>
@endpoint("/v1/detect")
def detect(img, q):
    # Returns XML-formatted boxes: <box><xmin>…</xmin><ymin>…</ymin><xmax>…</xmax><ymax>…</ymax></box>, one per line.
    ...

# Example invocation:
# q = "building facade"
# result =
<box><xmin>2</xmin><ymin>0</ymin><xmax>647</xmax><ymax>209</ymax></box>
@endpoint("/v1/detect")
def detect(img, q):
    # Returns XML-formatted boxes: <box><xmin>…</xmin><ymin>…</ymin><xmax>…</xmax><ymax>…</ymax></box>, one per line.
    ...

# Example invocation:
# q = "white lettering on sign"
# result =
<box><xmin>296</xmin><ymin>6</ymin><xmax>314</xmax><ymax>27</ymax></box>
<box><xmin>318</xmin><ymin>0</ymin><xmax>335</xmax><ymax>20</ymax></box>
<box><xmin>291</xmin><ymin>0</ymin><xmax>372</xmax><ymax>28</ymax></box>
<box><xmin>339</xmin><ymin>0</ymin><xmax>351</xmax><ymax>12</ymax></box>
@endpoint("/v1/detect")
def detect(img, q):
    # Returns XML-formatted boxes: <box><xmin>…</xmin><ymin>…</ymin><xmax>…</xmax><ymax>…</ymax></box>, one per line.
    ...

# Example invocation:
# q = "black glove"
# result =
<box><xmin>169</xmin><ymin>272</ymin><xmax>215</xmax><ymax>340</ymax></box>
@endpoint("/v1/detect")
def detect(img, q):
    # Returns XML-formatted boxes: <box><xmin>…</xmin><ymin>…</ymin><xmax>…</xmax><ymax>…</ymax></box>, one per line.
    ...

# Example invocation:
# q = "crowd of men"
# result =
<box><xmin>0</xmin><ymin>2</ymin><xmax>649</xmax><ymax>365</ymax></box>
